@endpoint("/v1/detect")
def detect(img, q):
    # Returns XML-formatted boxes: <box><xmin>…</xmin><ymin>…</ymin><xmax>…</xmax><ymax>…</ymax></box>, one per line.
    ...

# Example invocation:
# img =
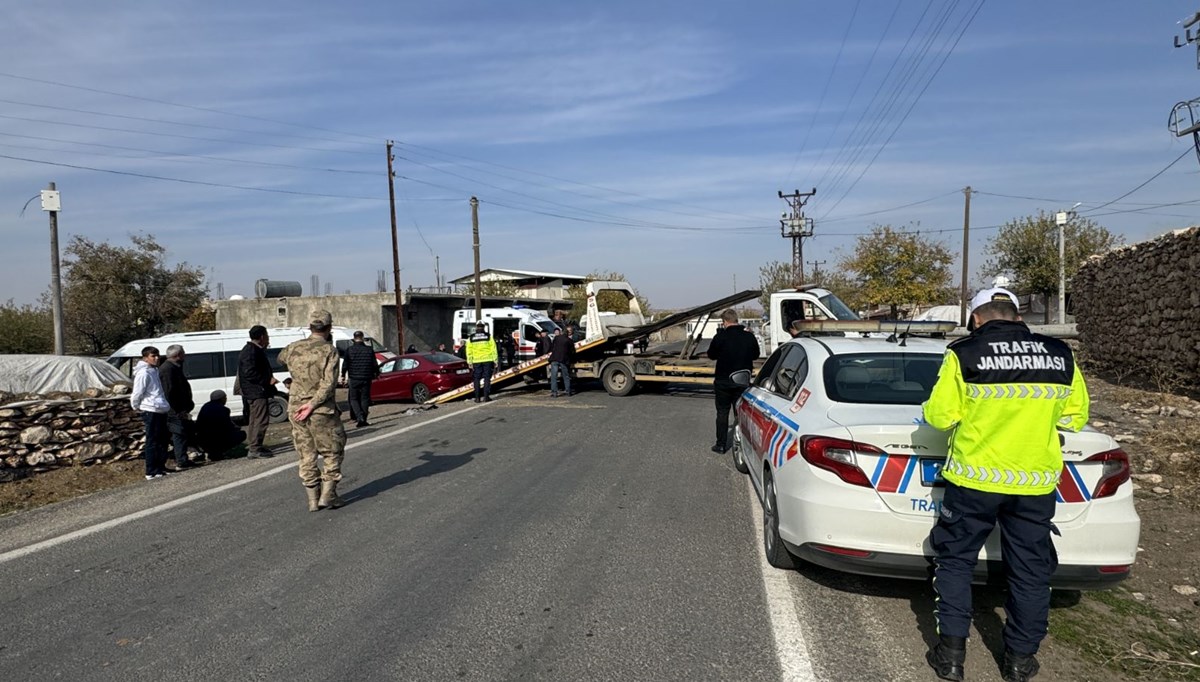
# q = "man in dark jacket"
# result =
<box><xmin>341</xmin><ymin>330</ymin><xmax>381</xmax><ymax>425</ymax></box>
<box><xmin>238</xmin><ymin>325</ymin><xmax>277</xmax><ymax>458</ymax></box>
<box><xmin>195</xmin><ymin>390</ymin><xmax>246</xmax><ymax>460</ymax></box>
<box><xmin>706</xmin><ymin>308</ymin><xmax>760</xmax><ymax>453</ymax></box>
<box><xmin>158</xmin><ymin>344</ymin><xmax>197</xmax><ymax>468</ymax></box>
<box><xmin>548</xmin><ymin>327</ymin><xmax>576</xmax><ymax>398</ymax></box>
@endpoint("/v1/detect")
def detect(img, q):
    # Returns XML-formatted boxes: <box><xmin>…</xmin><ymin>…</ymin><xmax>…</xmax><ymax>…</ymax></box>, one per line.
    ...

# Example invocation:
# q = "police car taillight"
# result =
<box><xmin>800</xmin><ymin>436</ymin><xmax>880</xmax><ymax>488</ymax></box>
<box><xmin>1087</xmin><ymin>448</ymin><xmax>1130</xmax><ymax>499</ymax></box>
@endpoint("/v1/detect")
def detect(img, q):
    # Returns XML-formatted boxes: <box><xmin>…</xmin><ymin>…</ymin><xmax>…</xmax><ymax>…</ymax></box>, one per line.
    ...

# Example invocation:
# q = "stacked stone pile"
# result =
<box><xmin>1073</xmin><ymin>226</ymin><xmax>1200</xmax><ymax>385</ymax></box>
<box><xmin>0</xmin><ymin>385</ymin><xmax>144</xmax><ymax>472</ymax></box>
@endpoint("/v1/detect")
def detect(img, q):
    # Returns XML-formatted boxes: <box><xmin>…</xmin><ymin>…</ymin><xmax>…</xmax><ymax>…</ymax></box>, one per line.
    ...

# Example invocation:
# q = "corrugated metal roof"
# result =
<box><xmin>448</xmin><ymin>268</ymin><xmax>586</xmax><ymax>283</ymax></box>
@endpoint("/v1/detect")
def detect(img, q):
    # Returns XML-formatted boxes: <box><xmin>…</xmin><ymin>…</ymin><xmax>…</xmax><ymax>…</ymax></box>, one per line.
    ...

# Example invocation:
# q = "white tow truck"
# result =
<box><xmin>430</xmin><ymin>281</ymin><xmax>865</xmax><ymax>403</ymax></box>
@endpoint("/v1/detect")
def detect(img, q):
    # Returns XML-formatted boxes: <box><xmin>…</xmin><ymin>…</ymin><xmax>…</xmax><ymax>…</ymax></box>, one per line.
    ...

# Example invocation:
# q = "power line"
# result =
<box><xmin>1079</xmin><ymin>147</ymin><xmax>1192</xmax><ymax>215</ymax></box>
<box><xmin>0</xmin><ymin>152</ymin><xmax>386</xmax><ymax>201</ymax></box>
<box><xmin>0</xmin><ymin>131</ymin><xmax>378</xmax><ymax>176</ymax></box>
<box><xmin>0</xmin><ymin>97</ymin><xmax>379</xmax><ymax>149</ymax></box>
<box><xmin>819</xmin><ymin>189</ymin><xmax>958</xmax><ymax>223</ymax></box>
<box><xmin>786</xmin><ymin>0</ymin><xmax>862</xmax><ymax>182</ymax></box>
<box><xmin>0</xmin><ymin>70</ymin><xmax>381</xmax><ymax>144</ymax></box>
<box><xmin>0</xmin><ymin>113</ymin><xmax>376</xmax><ymax>156</ymax></box>
<box><xmin>821</xmin><ymin>0</ymin><xmax>983</xmax><ymax>217</ymax></box>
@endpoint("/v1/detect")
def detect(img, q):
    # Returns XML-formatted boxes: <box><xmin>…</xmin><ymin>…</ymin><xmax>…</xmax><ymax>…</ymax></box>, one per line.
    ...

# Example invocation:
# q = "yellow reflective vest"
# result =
<box><xmin>922</xmin><ymin>320</ymin><xmax>1089</xmax><ymax>495</ymax></box>
<box><xmin>465</xmin><ymin>332</ymin><xmax>498</xmax><ymax>365</ymax></box>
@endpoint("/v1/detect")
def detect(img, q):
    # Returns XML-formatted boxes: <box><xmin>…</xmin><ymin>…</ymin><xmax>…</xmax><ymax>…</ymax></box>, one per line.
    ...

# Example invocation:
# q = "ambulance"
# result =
<box><xmin>452</xmin><ymin>306</ymin><xmax>560</xmax><ymax>363</ymax></box>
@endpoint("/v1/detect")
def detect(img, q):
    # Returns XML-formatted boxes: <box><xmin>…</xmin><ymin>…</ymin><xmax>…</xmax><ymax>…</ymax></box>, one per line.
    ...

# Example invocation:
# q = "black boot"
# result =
<box><xmin>926</xmin><ymin>636</ymin><xmax>966</xmax><ymax>682</ymax></box>
<box><xmin>1001</xmin><ymin>650</ymin><xmax>1039</xmax><ymax>682</ymax></box>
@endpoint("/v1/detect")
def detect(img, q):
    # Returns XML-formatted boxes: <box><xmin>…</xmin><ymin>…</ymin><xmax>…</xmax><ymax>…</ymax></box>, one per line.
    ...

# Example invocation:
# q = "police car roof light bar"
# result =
<box><xmin>792</xmin><ymin>320</ymin><xmax>957</xmax><ymax>335</ymax></box>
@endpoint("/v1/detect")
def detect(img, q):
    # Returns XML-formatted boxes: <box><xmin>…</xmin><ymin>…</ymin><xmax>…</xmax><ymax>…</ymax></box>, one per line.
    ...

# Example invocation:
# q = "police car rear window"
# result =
<box><xmin>822</xmin><ymin>353</ymin><xmax>942</xmax><ymax>405</ymax></box>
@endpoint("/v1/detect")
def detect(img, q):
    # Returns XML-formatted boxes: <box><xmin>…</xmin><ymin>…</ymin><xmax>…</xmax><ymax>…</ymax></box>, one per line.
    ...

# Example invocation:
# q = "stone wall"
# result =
<box><xmin>0</xmin><ymin>387</ymin><xmax>144</xmax><ymax>478</ymax></box>
<box><xmin>1073</xmin><ymin>226</ymin><xmax>1200</xmax><ymax>384</ymax></box>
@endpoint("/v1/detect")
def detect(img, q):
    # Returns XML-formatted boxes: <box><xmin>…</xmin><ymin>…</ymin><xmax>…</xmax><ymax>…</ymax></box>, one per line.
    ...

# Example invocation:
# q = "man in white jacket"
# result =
<box><xmin>129</xmin><ymin>346</ymin><xmax>172</xmax><ymax>480</ymax></box>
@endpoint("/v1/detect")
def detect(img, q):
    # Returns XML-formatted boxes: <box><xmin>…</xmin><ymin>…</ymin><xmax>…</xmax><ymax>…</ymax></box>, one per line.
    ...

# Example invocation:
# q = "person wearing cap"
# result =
<box><xmin>237</xmin><ymin>325</ymin><xmax>278</xmax><ymax>459</ymax></box>
<box><xmin>194</xmin><ymin>390</ymin><xmax>246</xmax><ymax>461</ymax></box>
<box><xmin>922</xmin><ymin>287</ymin><xmax>1089</xmax><ymax>682</ymax></box>
<box><xmin>340</xmin><ymin>330</ymin><xmax>380</xmax><ymax>426</ymax></box>
<box><xmin>279</xmin><ymin>309</ymin><xmax>348</xmax><ymax>512</ymax></box>
<box><xmin>465</xmin><ymin>321</ymin><xmax>498</xmax><ymax>403</ymax></box>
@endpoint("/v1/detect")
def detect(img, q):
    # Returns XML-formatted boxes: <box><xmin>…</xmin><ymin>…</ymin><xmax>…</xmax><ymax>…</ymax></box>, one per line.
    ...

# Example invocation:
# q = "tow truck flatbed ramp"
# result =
<box><xmin>602</xmin><ymin>289</ymin><xmax>761</xmax><ymax>345</ymax></box>
<box><xmin>428</xmin><ymin>336</ymin><xmax>608</xmax><ymax>405</ymax></box>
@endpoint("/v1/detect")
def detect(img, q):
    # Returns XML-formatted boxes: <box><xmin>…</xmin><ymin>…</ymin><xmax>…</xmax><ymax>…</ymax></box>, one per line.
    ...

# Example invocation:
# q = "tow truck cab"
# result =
<box><xmin>767</xmin><ymin>286</ymin><xmax>862</xmax><ymax>353</ymax></box>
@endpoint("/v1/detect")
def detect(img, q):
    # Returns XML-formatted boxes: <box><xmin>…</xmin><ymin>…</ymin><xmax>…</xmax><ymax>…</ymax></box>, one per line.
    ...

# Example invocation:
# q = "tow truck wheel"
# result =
<box><xmin>601</xmin><ymin>363</ymin><xmax>636</xmax><ymax>397</ymax></box>
<box><xmin>731</xmin><ymin>430</ymin><xmax>749</xmax><ymax>474</ymax></box>
<box><xmin>411</xmin><ymin>383</ymin><xmax>430</xmax><ymax>404</ymax></box>
<box><xmin>763</xmin><ymin>474</ymin><xmax>797</xmax><ymax>570</ymax></box>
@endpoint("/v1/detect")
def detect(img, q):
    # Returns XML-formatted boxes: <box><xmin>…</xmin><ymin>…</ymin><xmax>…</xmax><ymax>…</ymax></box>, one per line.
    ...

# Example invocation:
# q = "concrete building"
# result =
<box><xmin>214</xmin><ymin>291</ymin><xmax>570</xmax><ymax>353</ymax></box>
<box><xmin>448</xmin><ymin>268</ymin><xmax>586</xmax><ymax>300</ymax></box>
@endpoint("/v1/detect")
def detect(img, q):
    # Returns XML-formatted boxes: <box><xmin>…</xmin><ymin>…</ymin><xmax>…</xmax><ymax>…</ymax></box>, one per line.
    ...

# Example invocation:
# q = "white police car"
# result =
<box><xmin>731</xmin><ymin>322</ymin><xmax>1140</xmax><ymax>588</ymax></box>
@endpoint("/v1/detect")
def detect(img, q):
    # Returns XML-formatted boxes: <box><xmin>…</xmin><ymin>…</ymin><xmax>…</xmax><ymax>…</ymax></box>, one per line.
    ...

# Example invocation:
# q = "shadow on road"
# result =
<box><xmin>791</xmin><ymin>559</ymin><xmax>1081</xmax><ymax>668</ymax></box>
<box><xmin>341</xmin><ymin>447</ymin><xmax>485</xmax><ymax>505</ymax></box>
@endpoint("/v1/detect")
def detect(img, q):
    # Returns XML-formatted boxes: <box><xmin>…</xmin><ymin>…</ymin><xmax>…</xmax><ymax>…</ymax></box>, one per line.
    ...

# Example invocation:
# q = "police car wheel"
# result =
<box><xmin>411</xmin><ymin>383</ymin><xmax>430</xmax><ymax>404</ymax></box>
<box><xmin>267</xmin><ymin>396</ymin><xmax>289</xmax><ymax>424</ymax></box>
<box><xmin>763</xmin><ymin>475</ymin><xmax>797</xmax><ymax>570</ymax></box>
<box><xmin>731</xmin><ymin>431</ymin><xmax>749</xmax><ymax>474</ymax></box>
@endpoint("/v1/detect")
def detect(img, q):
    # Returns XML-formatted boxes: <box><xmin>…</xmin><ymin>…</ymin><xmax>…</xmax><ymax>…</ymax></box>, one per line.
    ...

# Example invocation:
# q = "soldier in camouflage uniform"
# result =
<box><xmin>279</xmin><ymin>309</ymin><xmax>347</xmax><ymax>512</ymax></box>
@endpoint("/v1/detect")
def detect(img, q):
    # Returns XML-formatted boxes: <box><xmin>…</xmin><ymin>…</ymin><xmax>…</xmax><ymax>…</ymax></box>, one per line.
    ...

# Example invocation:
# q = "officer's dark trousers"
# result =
<box><xmin>347</xmin><ymin>379</ymin><xmax>372</xmax><ymax>422</ymax></box>
<box><xmin>713</xmin><ymin>378</ymin><xmax>746</xmax><ymax>448</ymax></box>
<box><xmin>472</xmin><ymin>362</ymin><xmax>495</xmax><ymax>400</ymax></box>
<box><xmin>931</xmin><ymin>481</ymin><xmax>1058</xmax><ymax>656</ymax></box>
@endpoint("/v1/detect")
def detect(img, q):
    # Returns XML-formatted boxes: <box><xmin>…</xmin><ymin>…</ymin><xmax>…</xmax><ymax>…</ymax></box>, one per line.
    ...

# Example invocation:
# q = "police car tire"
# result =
<box><xmin>411</xmin><ymin>383</ymin><xmax>430</xmax><ymax>404</ymax></box>
<box><xmin>601</xmin><ymin>363</ymin><xmax>636</xmax><ymax>397</ymax></box>
<box><xmin>268</xmin><ymin>396</ymin><xmax>289</xmax><ymax>424</ymax></box>
<box><xmin>763</xmin><ymin>475</ymin><xmax>797</xmax><ymax>570</ymax></box>
<box><xmin>731</xmin><ymin>433</ymin><xmax>749</xmax><ymax>474</ymax></box>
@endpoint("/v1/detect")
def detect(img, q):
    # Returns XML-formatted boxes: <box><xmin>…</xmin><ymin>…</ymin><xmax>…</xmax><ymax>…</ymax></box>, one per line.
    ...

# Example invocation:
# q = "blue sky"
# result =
<box><xmin>1</xmin><ymin>1</ymin><xmax>1198</xmax><ymax>311</ymax></box>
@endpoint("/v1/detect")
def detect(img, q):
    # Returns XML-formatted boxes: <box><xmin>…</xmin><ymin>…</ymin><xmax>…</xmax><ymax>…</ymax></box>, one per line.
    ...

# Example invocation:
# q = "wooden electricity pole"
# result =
<box><xmin>470</xmin><ymin>196</ymin><xmax>482</xmax><ymax>319</ymax></box>
<box><xmin>387</xmin><ymin>141</ymin><xmax>405</xmax><ymax>352</ymax></box>
<box><xmin>959</xmin><ymin>186</ymin><xmax>972</xmax><ymax>327</ymax></box>
<box><xmin>43</xmin><ymin>182</ymin><xmax>64</xmax><ymax>355</ymax></box>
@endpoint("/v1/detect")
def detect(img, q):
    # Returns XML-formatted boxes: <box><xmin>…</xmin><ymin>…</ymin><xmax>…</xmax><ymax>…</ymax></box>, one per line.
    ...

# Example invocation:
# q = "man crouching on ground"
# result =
<box><xmin>279</xmin><ymin>309</ymin><xmax>347</xmax><ymax>512</ymax></box>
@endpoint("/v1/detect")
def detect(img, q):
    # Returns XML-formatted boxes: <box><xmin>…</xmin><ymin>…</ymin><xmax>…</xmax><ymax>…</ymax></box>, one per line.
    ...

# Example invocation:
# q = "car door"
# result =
<box><xmin>739</xmin><ymin>344</ymin><xmax>808</xmax><ymax>495</ymax></box>
<box><xmin>391</xmin><ymin>357</ymin><xmax>423</xmax><ymax>399</ymax></box>
<box><xmin>372</xmin><ymin>360</ymin><xmax>399</xmax><ymax>400</ymax></box>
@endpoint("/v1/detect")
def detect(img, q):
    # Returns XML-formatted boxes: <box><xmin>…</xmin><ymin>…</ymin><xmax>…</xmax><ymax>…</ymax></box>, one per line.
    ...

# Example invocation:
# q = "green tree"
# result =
<box><xmin>0</xmin><ymin>300</ymin><xmax>54</xmax><ymax>354</ymax></box>
<box><xmin>180</xmin><ymin>305</ymin><xmax>217</xmax><ymax>332</ymax></box>
<box><xmin>563</xmin><ymin>271</ymin><xmax>652</xmax><ymax>320</ymax></box>
<box><xmin>983</xmin><ymin>211</ymin><xmax>1122</xmax><ymax>323</ymax></box>
<box><xmin>811</xmin><ymin>268</ymin><xmax>867</xmax><ymax>314</ymax></box>
<box><xmin>477</xmin><ymin>279</ymin><xmax>518</xmax><ymax>297</ymax></box>
<box><xmin>838</xmin><ymin>224</ymin><xmax>955</xmax><ymax>318</ymax></box>
<box><xmin>61</xmin><ymin>234</ymin><xmax>208</xmax><ymax>354</ymax></box>
<box><xmin>757</xmin><ymin>260</ymin><xmax>794</xmax><ymax>312</ymax></box>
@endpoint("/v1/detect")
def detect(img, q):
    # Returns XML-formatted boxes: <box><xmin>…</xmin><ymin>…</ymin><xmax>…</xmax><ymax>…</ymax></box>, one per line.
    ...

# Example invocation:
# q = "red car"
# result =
<box><xmin>370</xmin><ymin>352</ymin><xmax>473</xmax><ymax>403</ymax></box>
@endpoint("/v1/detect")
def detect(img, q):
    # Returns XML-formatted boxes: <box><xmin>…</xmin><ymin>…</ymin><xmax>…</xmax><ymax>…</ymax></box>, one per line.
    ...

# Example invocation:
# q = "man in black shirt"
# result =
<box><xmin>548</xmin><ymin>327</ymin><xmax>576</xmax><ymax>398</ymax></box>
<box><xmin>341</xmin><ymin>330</ymin><xmax>381</xmax><ymax>425</ymax></box>
<box><xmin>159</xmin><ymin>344</ymin><xmax>196</xmax><ymax>468</ymax></box>
<box><xmin>706</xmin><ymin>308</ymin><xmax>760</xmax><ymax>453</ymax></box>
<box><xmin>238</xmin><ymin>325</ymin><xmax>277</xmax><ymax>458</ymax></box>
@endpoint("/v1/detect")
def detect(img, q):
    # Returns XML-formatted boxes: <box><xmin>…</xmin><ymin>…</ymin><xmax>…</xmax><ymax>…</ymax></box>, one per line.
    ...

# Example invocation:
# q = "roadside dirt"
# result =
<box><xmin>0</xmin><ymin>391</ymin><xmax>420</xmax><ymax>516</ymax></box>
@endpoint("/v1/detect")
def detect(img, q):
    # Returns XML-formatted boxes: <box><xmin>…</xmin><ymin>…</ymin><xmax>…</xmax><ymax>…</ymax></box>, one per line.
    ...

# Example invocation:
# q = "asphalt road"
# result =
<box><xmin>0</xmin><ymin>384</ymin><xmax>1093</xmax><ymax>681</ymax></box>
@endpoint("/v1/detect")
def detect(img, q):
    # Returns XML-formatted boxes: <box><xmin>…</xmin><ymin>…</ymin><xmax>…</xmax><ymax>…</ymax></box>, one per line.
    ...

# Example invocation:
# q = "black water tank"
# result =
<box><xmin>255</xmin><ymin>279</ymin><xmax>303</xmax><ymax>298</ymax></box>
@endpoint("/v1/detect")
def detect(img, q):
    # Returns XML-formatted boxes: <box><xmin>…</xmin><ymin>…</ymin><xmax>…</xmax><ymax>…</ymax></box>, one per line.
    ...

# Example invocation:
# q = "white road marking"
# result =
<box><xmin>747</xmin><ymin>478</ymin><xmax>818</xmax><ymax>682</ymax></box>
<box><xmin>0</xmin><ymin>406</ymin><xmax>481</xmax><ymax>565</ymax></box>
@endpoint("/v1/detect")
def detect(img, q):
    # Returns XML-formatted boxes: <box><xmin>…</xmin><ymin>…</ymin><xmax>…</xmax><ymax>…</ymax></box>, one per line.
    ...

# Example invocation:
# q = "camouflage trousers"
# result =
<box><xmin>290</xmin><ymin>411</ymin><xmax>346</xmax><ymax>487</ymax></box>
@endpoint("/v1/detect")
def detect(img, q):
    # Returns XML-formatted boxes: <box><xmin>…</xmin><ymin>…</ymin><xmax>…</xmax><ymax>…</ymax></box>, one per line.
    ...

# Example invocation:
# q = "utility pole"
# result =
<box><xmin>806</xmin><ymin>260</ymin><xmax>826</xmax><ymax>282</ymax></box>
<box><xmin>386</xmin><ymin>140</ymin><xmax>405</xmax><ymax>352</ymax></box>
<box><xmin>959</xmin><ymin>186</ymin><xmax>972</xmax><ymax>327</ymax></box>
<box><xmin>778</xmin><ymin>188</ymin><xmax>816</xmax><ymax>286</ymax></box>
<box><xmin>435</xmin><ymin>255</ymin><xmax>442</xmax><ymax>293</ymax></box>
<box><xmin>1054</xmin><ymin>204</ymin><xmax>1080</xmax><ymax>325</ymax></box>
<box><xmin>42</xmin><ymin>182</ymin><xmax>64</xmax><ymax>355</ymax></box>
<box><xmin>470</xmin><ymin>196</ymin><xmax>482</xmax><ymax>319</ymax></box>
